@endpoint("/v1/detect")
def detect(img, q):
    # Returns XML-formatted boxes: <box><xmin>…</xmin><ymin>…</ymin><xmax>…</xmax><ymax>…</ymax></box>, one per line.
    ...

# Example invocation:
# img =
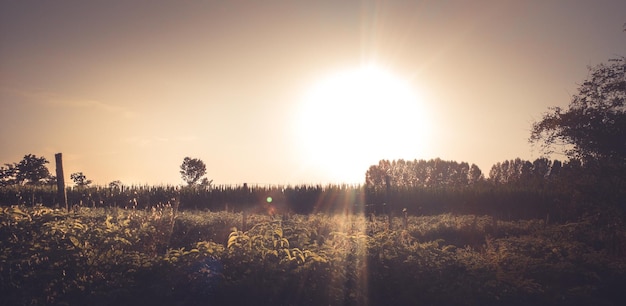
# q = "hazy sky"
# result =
<box><xmin>1</xmin><ymin>0</ymin><xmax>625</xmax><ymax>186</ymax></box>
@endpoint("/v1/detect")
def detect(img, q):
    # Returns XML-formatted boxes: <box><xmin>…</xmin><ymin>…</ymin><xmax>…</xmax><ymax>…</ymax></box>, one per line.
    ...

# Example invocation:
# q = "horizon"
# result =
<box><xmin>2</xmin><ymin>1</ymin><xmax>625</xmax><ymax>186</ymax></box>
<box><xmin>0</xmin><ymin>153</ymin><xmax>577</xmax><ymax>188</ymax></box>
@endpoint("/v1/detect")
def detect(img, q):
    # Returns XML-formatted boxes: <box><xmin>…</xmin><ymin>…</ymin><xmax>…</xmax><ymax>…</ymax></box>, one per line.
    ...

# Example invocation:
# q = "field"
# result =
<box><xmin>1</xmin><ymin>204</ymin><xmax>625</xmax><ymax>306</ymax></box>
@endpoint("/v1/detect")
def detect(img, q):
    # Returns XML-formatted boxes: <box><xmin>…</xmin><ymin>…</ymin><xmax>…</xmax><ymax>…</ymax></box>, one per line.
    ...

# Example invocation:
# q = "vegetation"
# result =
<box><xmin>0</xmin><ymin>58</ymin><xmax>624</xmax><ymax>305</ymax></box>
<box><xmin>530</xmin><ymin>57</ymin><xmax>625</xmax><ymax>164</ymax></box>
<box><xmin>0</xmin><ymin>154</ymin><xmax>53</xmax><ymax>186</ymax></box>
<box><xmin>70</xmin><ymin>172</ymin><xmax>92</xmax><ymax>187</ymax></box>
<box><xmin>1</xmin><ymin>205</ymin><xmax>624</xmax><ymax>305</ymax></box>
<box><xmin>529</xmin><ymin>57</ymin><xmax>625</xmax><ymax>215</ymax></box>
<box><xmin>180</xmin><ymin>157</ymin><xmax>211</xmax><ymax>187</ymax></box>
<box><xmin>0</xmin><ymin>178</ymin><xmax>575</xmax><ymax>222</ymax></box>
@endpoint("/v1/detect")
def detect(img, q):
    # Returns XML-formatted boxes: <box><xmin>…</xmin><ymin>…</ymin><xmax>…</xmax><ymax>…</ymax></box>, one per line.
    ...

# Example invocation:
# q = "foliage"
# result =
<box><xmin>366</xmin><ymin>158</ymin><xmax>484</xmax><ymax>190</ymax></box>
<box><xmin>0</xmin><ymin>179</ymin><xmax>575</xmax><ymax>221</ymax></box>
<box><xmin>530</xmin><ymin>57</ymin><xmax>626</xmax><ymax>164</ymax></box>
<box><xmin>1</xmin><ymin>207</ymin><xmax>625</xmax><ymax>305</ymax></box>
<box><xmin>529</xmin><ymin>58</ymin><xmax>626</xmax><ymax>215</ymax></box>
<box><xmin>70</xmin><ymin>172</ymin><xmax>92</xmax><ymax>187</ymax></box>
<box><xmin>179</xmin><ymin>157</ymin><xmax>209</xmax><ymax>186</ymax></box>
<box><xmin>0</xmin><ymin>154</ymin><xmax>52</xmax><ymax>186</ymax></box>
<box><xmin>0</xmin><ymin>153</ymin><xmax>613</xmax><ymax>221</ymax></box>
<box><xmin>108</xmin><ymin>180</ymin><xmax>122</xmax><ymax>189</ymax></box>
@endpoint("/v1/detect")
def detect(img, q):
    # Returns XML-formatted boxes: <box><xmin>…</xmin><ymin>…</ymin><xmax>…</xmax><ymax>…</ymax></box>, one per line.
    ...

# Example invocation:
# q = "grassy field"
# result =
<box><xmin>1</xmin><ymin>205</ymin><xmax>625</xmax><ymax>305</ymax></box>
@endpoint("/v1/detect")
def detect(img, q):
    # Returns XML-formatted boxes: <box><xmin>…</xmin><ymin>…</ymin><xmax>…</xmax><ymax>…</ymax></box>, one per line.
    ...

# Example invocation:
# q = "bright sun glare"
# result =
<box><xmin>295</xmin><ymin>64</ymin><xmax>431</xmax><ymax>183</ymax></box>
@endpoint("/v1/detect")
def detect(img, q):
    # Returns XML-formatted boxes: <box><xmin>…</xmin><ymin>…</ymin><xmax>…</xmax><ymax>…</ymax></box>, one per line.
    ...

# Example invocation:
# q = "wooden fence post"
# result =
<box><xmin>386</xmin><ymin>175</ymin><xmax>392</xmax><ymax>230</ymax></box>
<box><xmin>403</xmin><ymin>208</ymin><xmax>408</xmax><ymax>229</ymax></box>
<box><xmin>55</xmin><ymin>153</ymin><xmax>68</xmax><ymax>212</ymax></box>
<box><xmin>242</xmin><ymin>183</ymin><xmax>249</xmax><ymax>231</ymax></box>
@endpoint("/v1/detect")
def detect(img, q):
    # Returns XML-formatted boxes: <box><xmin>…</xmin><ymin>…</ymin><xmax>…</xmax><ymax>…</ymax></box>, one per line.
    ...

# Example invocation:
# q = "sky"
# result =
<box><xmin>1</xmin><ymin>0</ymin><xmax>625</xmax><ymax>186</ymax></box>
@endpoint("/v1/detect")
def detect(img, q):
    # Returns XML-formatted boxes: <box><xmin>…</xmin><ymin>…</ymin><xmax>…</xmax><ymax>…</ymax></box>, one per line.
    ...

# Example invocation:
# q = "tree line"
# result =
<box><xmin>0</xmin><ymin>154</ymin><xmax>602</xmax><ymax>222</ymax></box>
<box><xmin>365</xmin><ymin>158</ymin><xmax>484</xmax><ymax>189</ymax></box>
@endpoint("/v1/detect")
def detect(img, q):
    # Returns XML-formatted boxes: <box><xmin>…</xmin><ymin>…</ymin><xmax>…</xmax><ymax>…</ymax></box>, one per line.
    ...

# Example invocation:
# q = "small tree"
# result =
<box><xmin>180</xmin><ymin>157</ymin><xmax>208</xmax><ymax>186</ymax></box>
<box><xmin>109</xmin><ymin>180</ymin><xmax>122</xmax><ymax>190</ymax></box>
<box><xmin>199</xmin><ymin>177</ymin><xmax>213</xmax><ymax>188</ymax></box>
<box><xmin>70</xmin><ymin>172</ymin><xmax>92</xmax><ymax>187</ymax></box>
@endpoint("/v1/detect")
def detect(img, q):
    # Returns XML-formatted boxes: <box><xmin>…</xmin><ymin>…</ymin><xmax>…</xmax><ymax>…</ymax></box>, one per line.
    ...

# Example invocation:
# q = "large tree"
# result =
<box><xmin>530</xmin><ymin>57</ymin><xmax>625</xmax><ymax>165</ymax></box>
<box><xmin>1</xmin><ymin>154</ymin><xmax>52</xmax><ymax>186</ymax></box>
<box><xmin>180</xmin><ymin>157</ymin><xmax>208</xmax><ymax>186</ymax></box>
<box><xmin>531</xmin><ymin>58</ymin><xmax>626</xmax><ymax>215</ymax></box>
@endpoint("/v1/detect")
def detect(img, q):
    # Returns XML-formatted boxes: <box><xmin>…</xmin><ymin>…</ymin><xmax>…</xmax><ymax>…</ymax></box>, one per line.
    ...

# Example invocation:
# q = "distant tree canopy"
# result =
<box><xmin>365</xmin><ymin>158</ymin><xmax>484</xmax><ymax>190</ymax></box>
<box><xmin>365</xmin><ymin>157</ymin><xmax>579</xmax><ymax>191</ymax></box>
<box><xmin>487</xmin><ymin>157</ymin><xmax>582</xmax><ymax>187</ymax></box>
<box><xmin>530</xmin><ymin>57</ymin><xmax>626</xmax><ymax>165</ymax></box>
<box><xmin>0</xmin><ymin>154</ymin><xmax>52</xmax><ymax>186</ymax></box>
<box><xmin>180</xmin><ymin>157</ymin><xmax>210</xmax><ymax>186</ymax></box>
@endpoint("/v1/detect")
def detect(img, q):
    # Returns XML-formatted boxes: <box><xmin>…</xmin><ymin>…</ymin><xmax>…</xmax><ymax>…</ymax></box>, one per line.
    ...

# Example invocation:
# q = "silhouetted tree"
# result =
<box><xmin>1</xmin><ymin>154</ymin><xmax>51</xmax><ymax>186</ymax></box>
<box><xmin>468</xmin><ymin>164</ymin><xmax>484</xmax><ymax>185</ymax></box>
<box><xmin>108</xmin><ymin>180</ymin><xmax>122</xmax><ymax>189</ymax></box>
<box><xmin>365</xmin><ymin>160</ymin><xmax>391</xmax><ymax>190</ymax></box>
<box><xmin>70</xmin><ymin>172</ymin><xmax>92</xmax><ymax>187</ymax></box>
<box><xmin>180</xmin><ymin>157</ymin><xmax>208</xmax><ymax>186</ymax></box>
<box><xmin>548</xmin><ymin>160</ymin><xmax>562</xmax><ymax>180</ymax></box>
<box><xmin>530</xmin><ymin>57</ymin><xmax>625</xmax><ymax>165</ymax></box>
<box><xmin>530</xmin><ymin>58</ymin><xmax>626</xmax><ymax>214</ymax></box>
<box><xmin>199</xmin><ymin>177</ymin><xmax>213</xmax><ymax>189</ymax></box>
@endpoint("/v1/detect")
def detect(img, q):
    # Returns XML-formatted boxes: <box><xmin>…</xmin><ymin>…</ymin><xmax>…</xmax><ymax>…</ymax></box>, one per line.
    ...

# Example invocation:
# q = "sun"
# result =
<box><xmin>294</xmin><ymin>64</ymin><xmax>431</xmax><ymax>183</ymax></box>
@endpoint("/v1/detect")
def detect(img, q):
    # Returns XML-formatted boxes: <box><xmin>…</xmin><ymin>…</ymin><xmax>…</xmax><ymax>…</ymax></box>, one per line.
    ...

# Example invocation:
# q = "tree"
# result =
<box><xmin>365</xmin><ymin>160</ymin><xmax>391</xmax><ymax>190</ymax></box>
<box><xmin>468</xmin><ymin>164</ymin><xmax>484</xmax><ymax>185</ymax></box>
<box><xmin>1</xmin><ymin>154</ymin><xmax>51</xmax><ymax>186</ymax></box>
<box><xmin>365</xmin><ymin>158</ymin><xmax>483</xmax><ymax>189</ymax></box>
<box><xmin>180</xmin><ymin>157</ymin><xmax>208</xmax><ymax>186</ymax></box>
<box><xmin>0</xmin><ymin>164</ymin><xmax>17</xmax><ymax>186</ymax></box>
<box><xmin>70</xmin><ymin>172</ymin><xmax>92</xmax><ymax>187</ymax></box>
<box><xmin>108</xmin><ymin>180</ymin><xmax>122</xmax><ymax>190</ymax></box>
<box><xmin>530</xmin><ymin>57</ymin><xmax>625</xmax><ymax>165</ymax></box>
<box><xmin>199</xmin><ymin>177</ymin><xmax>213</xmax><ymax>188</ymax></box>
<box><xmin>531</xmin><ymin>58</ymin><xmax>626</xmax><ymax>215</ymax></box>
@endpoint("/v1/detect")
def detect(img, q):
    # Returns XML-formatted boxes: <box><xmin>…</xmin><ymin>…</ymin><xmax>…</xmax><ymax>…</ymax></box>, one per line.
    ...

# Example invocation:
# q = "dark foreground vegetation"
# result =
<box><xmin>1</xmin><ymin>204</ymin><xmax>625</xmax><ymax>306</ymax></box>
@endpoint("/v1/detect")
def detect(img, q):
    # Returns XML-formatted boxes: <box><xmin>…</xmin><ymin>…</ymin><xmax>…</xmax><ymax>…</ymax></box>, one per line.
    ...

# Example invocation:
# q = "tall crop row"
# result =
<box><xmin>1</xmin><ymin>182</ymin><xmax>574</xmax><ymax>221</ymax></box>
